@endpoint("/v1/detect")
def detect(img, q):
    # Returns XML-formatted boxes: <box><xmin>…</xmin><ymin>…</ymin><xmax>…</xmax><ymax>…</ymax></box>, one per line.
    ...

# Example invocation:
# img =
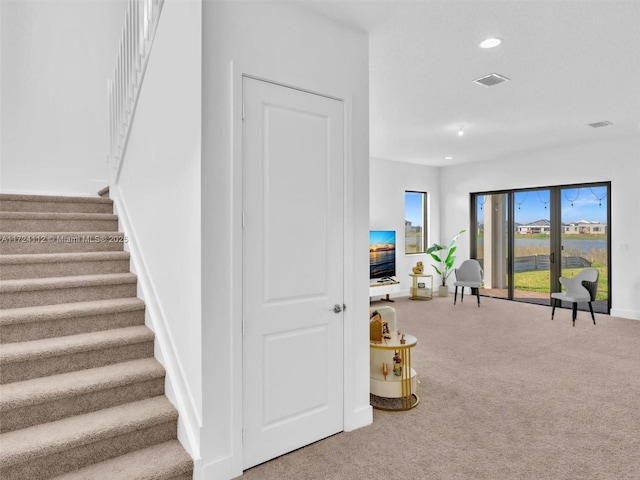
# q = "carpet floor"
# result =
<box><xmin>238</xmin><ymin>295</ymin><xmax>640</xmax><ymax>480</ymax></box>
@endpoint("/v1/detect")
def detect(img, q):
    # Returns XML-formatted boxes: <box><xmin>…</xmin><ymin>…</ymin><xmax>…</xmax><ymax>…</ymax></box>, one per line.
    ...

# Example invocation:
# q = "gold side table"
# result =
<box><xmin>409</xmin><ymin>273</ymin><xmax>433</xmax><ymax>300</ymax></box>
<box><xmin>369</xmin><ymin>332</ymin><xmax>419</xmax><ymax>411</ymax></box>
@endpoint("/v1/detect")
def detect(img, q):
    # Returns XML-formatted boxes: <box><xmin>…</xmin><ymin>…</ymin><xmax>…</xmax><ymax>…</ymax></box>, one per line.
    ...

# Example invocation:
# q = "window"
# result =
<box><xmin>405</xmin><ymin>191</ymin><xmax>427</xmax><ymax>254</ymax></box>
<box><xmin>470</xmin><ymin>181</ymin><xmax>610</xmax><ymax>314</ymax></box>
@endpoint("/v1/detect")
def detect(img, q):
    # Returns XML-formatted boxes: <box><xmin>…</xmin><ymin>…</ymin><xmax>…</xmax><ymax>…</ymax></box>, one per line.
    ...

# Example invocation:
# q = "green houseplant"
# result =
<box><xmin>426</xmin><ymin>229</ymin><xmax>466</xmax><ymax>296</ymax></box>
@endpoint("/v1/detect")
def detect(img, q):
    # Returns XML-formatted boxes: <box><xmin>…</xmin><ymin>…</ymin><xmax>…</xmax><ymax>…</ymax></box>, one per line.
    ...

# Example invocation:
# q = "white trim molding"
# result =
<box><xmin>109</xmin><ymin>184</ymin><xmax>202</xmax><ymax>460</ymax></box>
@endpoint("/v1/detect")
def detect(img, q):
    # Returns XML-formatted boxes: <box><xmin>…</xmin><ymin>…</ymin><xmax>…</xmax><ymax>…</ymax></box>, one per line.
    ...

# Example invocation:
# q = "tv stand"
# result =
<box><xmin>370</xmin><ymin>279</ymin><xmax>400</xmax><ymax>302</ymax></box>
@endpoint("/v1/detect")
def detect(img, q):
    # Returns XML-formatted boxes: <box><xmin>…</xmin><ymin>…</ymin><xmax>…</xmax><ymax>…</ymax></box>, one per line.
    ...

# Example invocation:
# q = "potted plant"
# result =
<box><xmin>426</xmin><ymin>229</ymin><xmax>466</xmax><ymax>296</ymax></box>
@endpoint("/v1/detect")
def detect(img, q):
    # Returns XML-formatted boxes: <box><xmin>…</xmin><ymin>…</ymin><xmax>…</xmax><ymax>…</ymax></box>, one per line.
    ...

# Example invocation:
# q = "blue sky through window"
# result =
<box><xmin>477</xmin><ymin>187</ymin><xmax>607</xmax><ymax>225</ymax></box>
<box><xmin>405</xmin><ymin>191</ymin><xmax>424</xmax><ymax>226</ymax></box>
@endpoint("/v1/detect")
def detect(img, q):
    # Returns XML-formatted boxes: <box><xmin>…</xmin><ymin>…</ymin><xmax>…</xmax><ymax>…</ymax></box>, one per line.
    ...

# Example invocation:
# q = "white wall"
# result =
<box><xmin>439</xmin><ymin>137</ymin><xmax>640</xmax><ymax>320</ymax></box>
<box><xmin>370</xmin><ymin>157</ymin><xmax>442</xmax><ymax>297</ymax></box>
<box><xmin>201</xmin><ymin>2</ymin><xmax>369</xmax><ymax>478</ymax></box>
<box><xmin>112</xmin><ymin>0</ymin><xmax>202</xmax><ymax>459</ymax></box>
<box><xmin>0</xmin><ymin>0</ymin><xmax>125</xmax><ymax>196</ymax></box>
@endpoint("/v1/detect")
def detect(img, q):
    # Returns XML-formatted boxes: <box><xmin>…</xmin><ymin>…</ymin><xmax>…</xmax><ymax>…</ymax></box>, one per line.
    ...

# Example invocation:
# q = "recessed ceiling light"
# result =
<box><xmin>479</xmin><ymin>37</ymin><xmax>502</xmax><ymax>49</ymax></box>
<box><xmin>445</xmin><ymin>156</ymin><xmax>453</xmax><ymax>160</ymax></box>
<box><xmin>457</xmin><ymin>125</ymin><xmax>465</xmax><ymax>136</ymax></box>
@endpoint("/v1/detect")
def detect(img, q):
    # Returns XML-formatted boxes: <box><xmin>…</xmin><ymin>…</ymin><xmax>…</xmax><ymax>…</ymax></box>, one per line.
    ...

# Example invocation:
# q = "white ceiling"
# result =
<box><xmin>301</xmin><ymin>0</ymin><xmax>640</xmax><ymax>167</ymax></box>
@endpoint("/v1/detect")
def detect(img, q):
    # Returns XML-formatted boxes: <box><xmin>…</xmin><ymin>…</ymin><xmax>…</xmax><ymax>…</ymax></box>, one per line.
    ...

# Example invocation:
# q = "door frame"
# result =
<box><xmin>471</xmin><ymin>181</ymin><xmax>611</xmax><ymax>313</ymax></box>
<box><xmin>228</xmin><ymin>64</ymin><xmax>371</xmax><ymax>475</ymax></box>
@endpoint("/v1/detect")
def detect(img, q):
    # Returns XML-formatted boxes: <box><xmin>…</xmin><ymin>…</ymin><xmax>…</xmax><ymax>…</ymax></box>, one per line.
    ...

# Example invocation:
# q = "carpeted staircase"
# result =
<box><xmin>0</xmin><ymin>192</ymin><xmax>193</xmax><ymax>479</ymax></box>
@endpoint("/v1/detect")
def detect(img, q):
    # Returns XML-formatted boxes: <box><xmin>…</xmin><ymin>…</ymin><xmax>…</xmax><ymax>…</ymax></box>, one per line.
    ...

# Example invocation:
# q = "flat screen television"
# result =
<box><xmin>369</xmin><ymin>230</ymin><xmax>396</xmax><ymax>280</ymax></box>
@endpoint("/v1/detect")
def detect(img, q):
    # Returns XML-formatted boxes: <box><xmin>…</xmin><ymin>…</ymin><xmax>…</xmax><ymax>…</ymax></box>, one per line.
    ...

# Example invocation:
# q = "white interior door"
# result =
<box><xmin>242</xmin><ymin>77</ymin><xmax>345</xmax><ymax>469</ymax></box>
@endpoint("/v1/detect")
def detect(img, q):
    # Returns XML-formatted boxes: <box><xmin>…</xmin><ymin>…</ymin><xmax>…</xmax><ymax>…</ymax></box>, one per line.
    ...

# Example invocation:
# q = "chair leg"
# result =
<box><xmin>461</xmin><ymin>287</ymin><xmax>464</xmax><ymax>302</ymax></box>
<box><xmin>454</xmin><ymin>286</ymin><xmax>458</xmax><ymax>305</ymax></box>
<box><xmin>572</xmin><ymin>302</ymin><xmax>577</xmax><ymax>327</ymax></box>
<box><xmin>475</xmin><ymin>287</ymin><xmax>480</xmax><ymax>307</ymax></box>
<box><xmin>588</xmin><ymin>302</ymin><xmax>596</xmax><ymax>325</ymax></box>
<box><xmin>551</xmin><ymin>298</ymin><xmax>557</xmax><ymax>320</ymax></box>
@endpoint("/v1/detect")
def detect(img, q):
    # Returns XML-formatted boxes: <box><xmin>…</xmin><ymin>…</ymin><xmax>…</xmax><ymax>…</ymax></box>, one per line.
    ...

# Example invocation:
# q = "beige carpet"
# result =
<box><xmin>239</xmin><ymin>295</ymin><xmax>640</xmax><ymax>480</ymax></box>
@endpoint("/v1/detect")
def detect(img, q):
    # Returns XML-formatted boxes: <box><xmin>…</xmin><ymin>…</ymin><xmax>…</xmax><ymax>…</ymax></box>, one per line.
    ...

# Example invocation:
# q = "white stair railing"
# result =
<box><xmin>108</xmin><ymin>0</ymin><xmax>164</xmax><ymax>181</ymax></box>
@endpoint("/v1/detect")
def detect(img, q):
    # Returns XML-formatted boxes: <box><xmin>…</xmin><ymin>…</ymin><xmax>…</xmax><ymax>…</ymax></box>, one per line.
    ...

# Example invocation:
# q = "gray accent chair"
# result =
<box><xmin>551</xmin><ymin>268</ymin><xmax>599</xmax><ymax>327</ymax></box>
<box><xmin>453</xmin><ymin>259</ymin><xmax>484</xmax><ymax>307</ymax></box>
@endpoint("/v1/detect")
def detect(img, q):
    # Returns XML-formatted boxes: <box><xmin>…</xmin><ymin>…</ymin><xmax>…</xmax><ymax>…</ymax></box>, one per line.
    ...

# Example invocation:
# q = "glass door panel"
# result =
<box><xmin>560</xmin><ymin>185</ymin><xmax>609</xmax><ymax>313</ymax></box>
<box><xmin>476</xmin><ymin>193</ymin><xmax>509</xmax><ymax>299</ymax></box>
<box><xmin>513</xmin><ymin>189</ymin><xmax>552</xmax><ymax>305</ymax></box>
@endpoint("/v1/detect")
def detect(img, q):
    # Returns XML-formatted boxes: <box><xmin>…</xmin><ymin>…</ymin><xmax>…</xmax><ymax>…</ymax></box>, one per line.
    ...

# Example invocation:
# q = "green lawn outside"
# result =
<box><xmin>514</xmin><ymin>266</ymin><xmax>608</xmax><ymax>300</ymax></box>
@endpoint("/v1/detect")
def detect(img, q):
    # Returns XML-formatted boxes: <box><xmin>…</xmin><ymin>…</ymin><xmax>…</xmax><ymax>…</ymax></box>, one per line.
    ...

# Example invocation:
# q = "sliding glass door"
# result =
<box><xmin>559</xmin><ymin>185</ymin><xmax>609</xmax><ymax>313</ymax></box>
<box><xmin>475</xmin><ymin>193</ymin><xmax>509</xmax><ymax>299</ymax></box>
<box><xmin>471</xmin><ymin>182</ymin><xmax>610</xmax><ymax>313</ymax></box>
<box><xmin>513</xmin><ymin>189</ymin><xmax>553</xmax><ymax>305</ymax></box>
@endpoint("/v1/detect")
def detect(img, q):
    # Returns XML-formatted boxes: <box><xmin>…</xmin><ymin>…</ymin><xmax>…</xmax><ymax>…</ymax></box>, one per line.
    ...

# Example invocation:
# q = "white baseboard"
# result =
<box><xmin>344</xmin><ymin>404</ymin><xmax>373</xmax><ymax>431</ymax></box>
<box><xmin>110</xmin><ymin>184</ymin><xmax>201</xmax><ymax>459</ymax></box>
<box><xmin>200</xmin><ymin>455</ymin><xmax>235</xmax><ymax>480</ymax></box>
<box><xmin>610</xmin><ymin>308</ymin><xmax>640</xmax><ymax>321</ymax></box>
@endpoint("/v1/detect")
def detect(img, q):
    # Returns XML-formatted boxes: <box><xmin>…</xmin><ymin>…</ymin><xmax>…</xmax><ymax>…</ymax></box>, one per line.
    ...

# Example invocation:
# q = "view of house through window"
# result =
<box><xmin>405</xmin><ymin>191</ymin><xmax>427</xmax><ymax>254</ymax></box>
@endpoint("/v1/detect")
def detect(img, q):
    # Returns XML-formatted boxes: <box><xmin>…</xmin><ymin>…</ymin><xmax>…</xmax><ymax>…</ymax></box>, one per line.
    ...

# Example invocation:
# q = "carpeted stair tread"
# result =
<box><xmin>0</xmin><ymin>297</ymin><xmax>144</xmax><ymax>326</ymax></box>
<box><xmin>97</xmin><ymin>186</ymin><xmax>110</xmax><ymax>198</ymax></box>
<box><xmin>0</xmin><ymin>273</ymin><xmax>138</xmax><ymax>309</ymax></box>
<box><xmin>0</xmin><ymin>212</ymin><xmax>117</xmax><ymax>221</ymax></box>
<box><xmin>0</xmin><ymin>325</ymin><xmax>153</xmax><ymax>365</ymax></box>
<box><xmin>0</xmin><ymin>251</ymin><xmax>130</xmax><ymax>265</ymax></box>
<box><xmin>0</xmin><ymin>252</ymin><xmax>131</xmax><ymax>280</ymax></box>
<box><xmin>0</xmin><ymin>212</ymin><xmax>119</xmax><ymax>233</ymax></box>
<box><xmin>49</xmin><ymin>440</ymin><xmax>192</xmax><ymax>480</ymax></box>
<box><xmin>0</xmin><ymin>396</ymin><xmax>177</xmax><ymax>469</ymax></box>
<box><xmin>0</xmin><ymin>231</ymin><xmax>126</xmax><ymax>254</ymax></box>
<box><xmin>0</xmin><ymin>193</ymin><xmax>112</xmax><ymax>205</ymax></box>
<box><xmin>0</xmin><ymin>357</ymin><xmax>164</xmax><ymax>411</ymax></box>
<box><xmin>0</xmin><ymin>273</ymin><xmax>137</xmax><ymax>293</ymax></box>
<box><xmin>0</xmin><ymin>194</ymin><xmax>113</xmax><ymax>214</ymax></box>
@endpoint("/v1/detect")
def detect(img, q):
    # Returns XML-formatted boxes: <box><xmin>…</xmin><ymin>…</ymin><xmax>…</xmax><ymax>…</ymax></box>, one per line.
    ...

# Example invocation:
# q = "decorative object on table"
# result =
<box><xmin>400</xmin><ymin>333</ymin><xmax>406</xmax><ymax>344</ymax></box>
<box><xmin>369</xmin><ymin>310</ymin><xmax>383</xmax><ymax>343</ymax></box>
<box><xmin>412</xmin><ymin>261</ymin><xmax>424</xmax><ymax>274</ymax></box>
<box><xmin>426</xmin><ymin>229</ymin><xmax>466</xmax><ymax>296</ymax></box>
<box><xmin>409</xmin><ymin>272</ymin><xmax>434</xmax><ymax>300</ymax></box>
<box><xmin>370</xmin><ymin>333</ymin><xmax>419</xmax><ymax>411</ymax></box>
<box><xmin>393</xmin><ymin>350</ymin><xmax>402</xmax><ymax>376</ymax></box>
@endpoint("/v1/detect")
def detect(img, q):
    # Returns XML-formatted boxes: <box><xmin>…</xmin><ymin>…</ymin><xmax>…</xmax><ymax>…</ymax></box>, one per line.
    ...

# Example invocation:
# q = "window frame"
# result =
<box><xmin>404</xmin><ymin>190</ymin><xmax>428</xmax><ymax>255</ymax></box>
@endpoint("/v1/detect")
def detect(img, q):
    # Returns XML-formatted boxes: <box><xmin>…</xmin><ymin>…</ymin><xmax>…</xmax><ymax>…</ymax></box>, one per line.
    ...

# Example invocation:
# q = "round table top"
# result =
<box><xmin>370</xmin><ymin>332</ymin><xmax>417</xmax><ymax>349</ymax></box>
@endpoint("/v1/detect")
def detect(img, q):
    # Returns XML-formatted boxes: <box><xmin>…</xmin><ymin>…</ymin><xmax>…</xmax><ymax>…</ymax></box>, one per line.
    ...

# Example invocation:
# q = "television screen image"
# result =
<box><xmin>369</xmin><ymin>230</ymin><xmax>396</xmax><ymax>280</ymax></box>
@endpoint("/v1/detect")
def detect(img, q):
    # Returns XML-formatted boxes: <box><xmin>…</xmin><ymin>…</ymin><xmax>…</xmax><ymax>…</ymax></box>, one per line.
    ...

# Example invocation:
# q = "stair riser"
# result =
<box><xmin>0</xmin><ymin>236</ymin><xmax>125</xmax><ymax>255</ymax></box>
<box><xmin>1</xmin><ymin>309</ymin><xmax>145</xmax><ymax>344</ymax></box>
<box><xmin>0</xmin><ymin>218</ymin><xmax>119</xmax><ymax>232</ymax></box>
<box><xmin>0</xmin><ymin>259</ymin><xmax>131</xmax><ymax>281</ymax></box>
<box><xmin>0</xmin><ymin>420</ymin><xmax>177</xmax><ymax>480</ymax></box>
<box><xmin>0</xmin><ymin>283</ymin><xmax>137</xmax><ymax>309</ymax></box>
<box><xmin>1</xmin><ymin>341</ymin><xmax>154</xmax><ymax>384</ymax></box>
<box><xmin>0</xmin><ymin>200</ymin><xmax>113</xmax><ymax>214</ymax></box>
<box><xmin>1</xmin><ymin>377</ymin><xmax>165</xmax><ymax>433</ymax></box>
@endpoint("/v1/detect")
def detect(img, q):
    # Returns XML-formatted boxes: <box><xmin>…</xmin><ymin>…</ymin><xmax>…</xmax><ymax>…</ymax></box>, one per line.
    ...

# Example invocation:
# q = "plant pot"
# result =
<box><xmin>438</xmin><ymin>285</ymin><xmax>449</xmax><ymax>297</ymax></box>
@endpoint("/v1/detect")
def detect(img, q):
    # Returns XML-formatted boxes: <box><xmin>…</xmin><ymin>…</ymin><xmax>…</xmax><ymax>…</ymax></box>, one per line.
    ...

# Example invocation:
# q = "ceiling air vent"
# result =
<box><xmin>473</xmin><ymin>73</ymin><xmax>510</xmax><ymax>87</ymax></box>
<box><xmin>588</xmin><ymin>121</ymin><xmax>612</xmax><ymax>128</ymax></box>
